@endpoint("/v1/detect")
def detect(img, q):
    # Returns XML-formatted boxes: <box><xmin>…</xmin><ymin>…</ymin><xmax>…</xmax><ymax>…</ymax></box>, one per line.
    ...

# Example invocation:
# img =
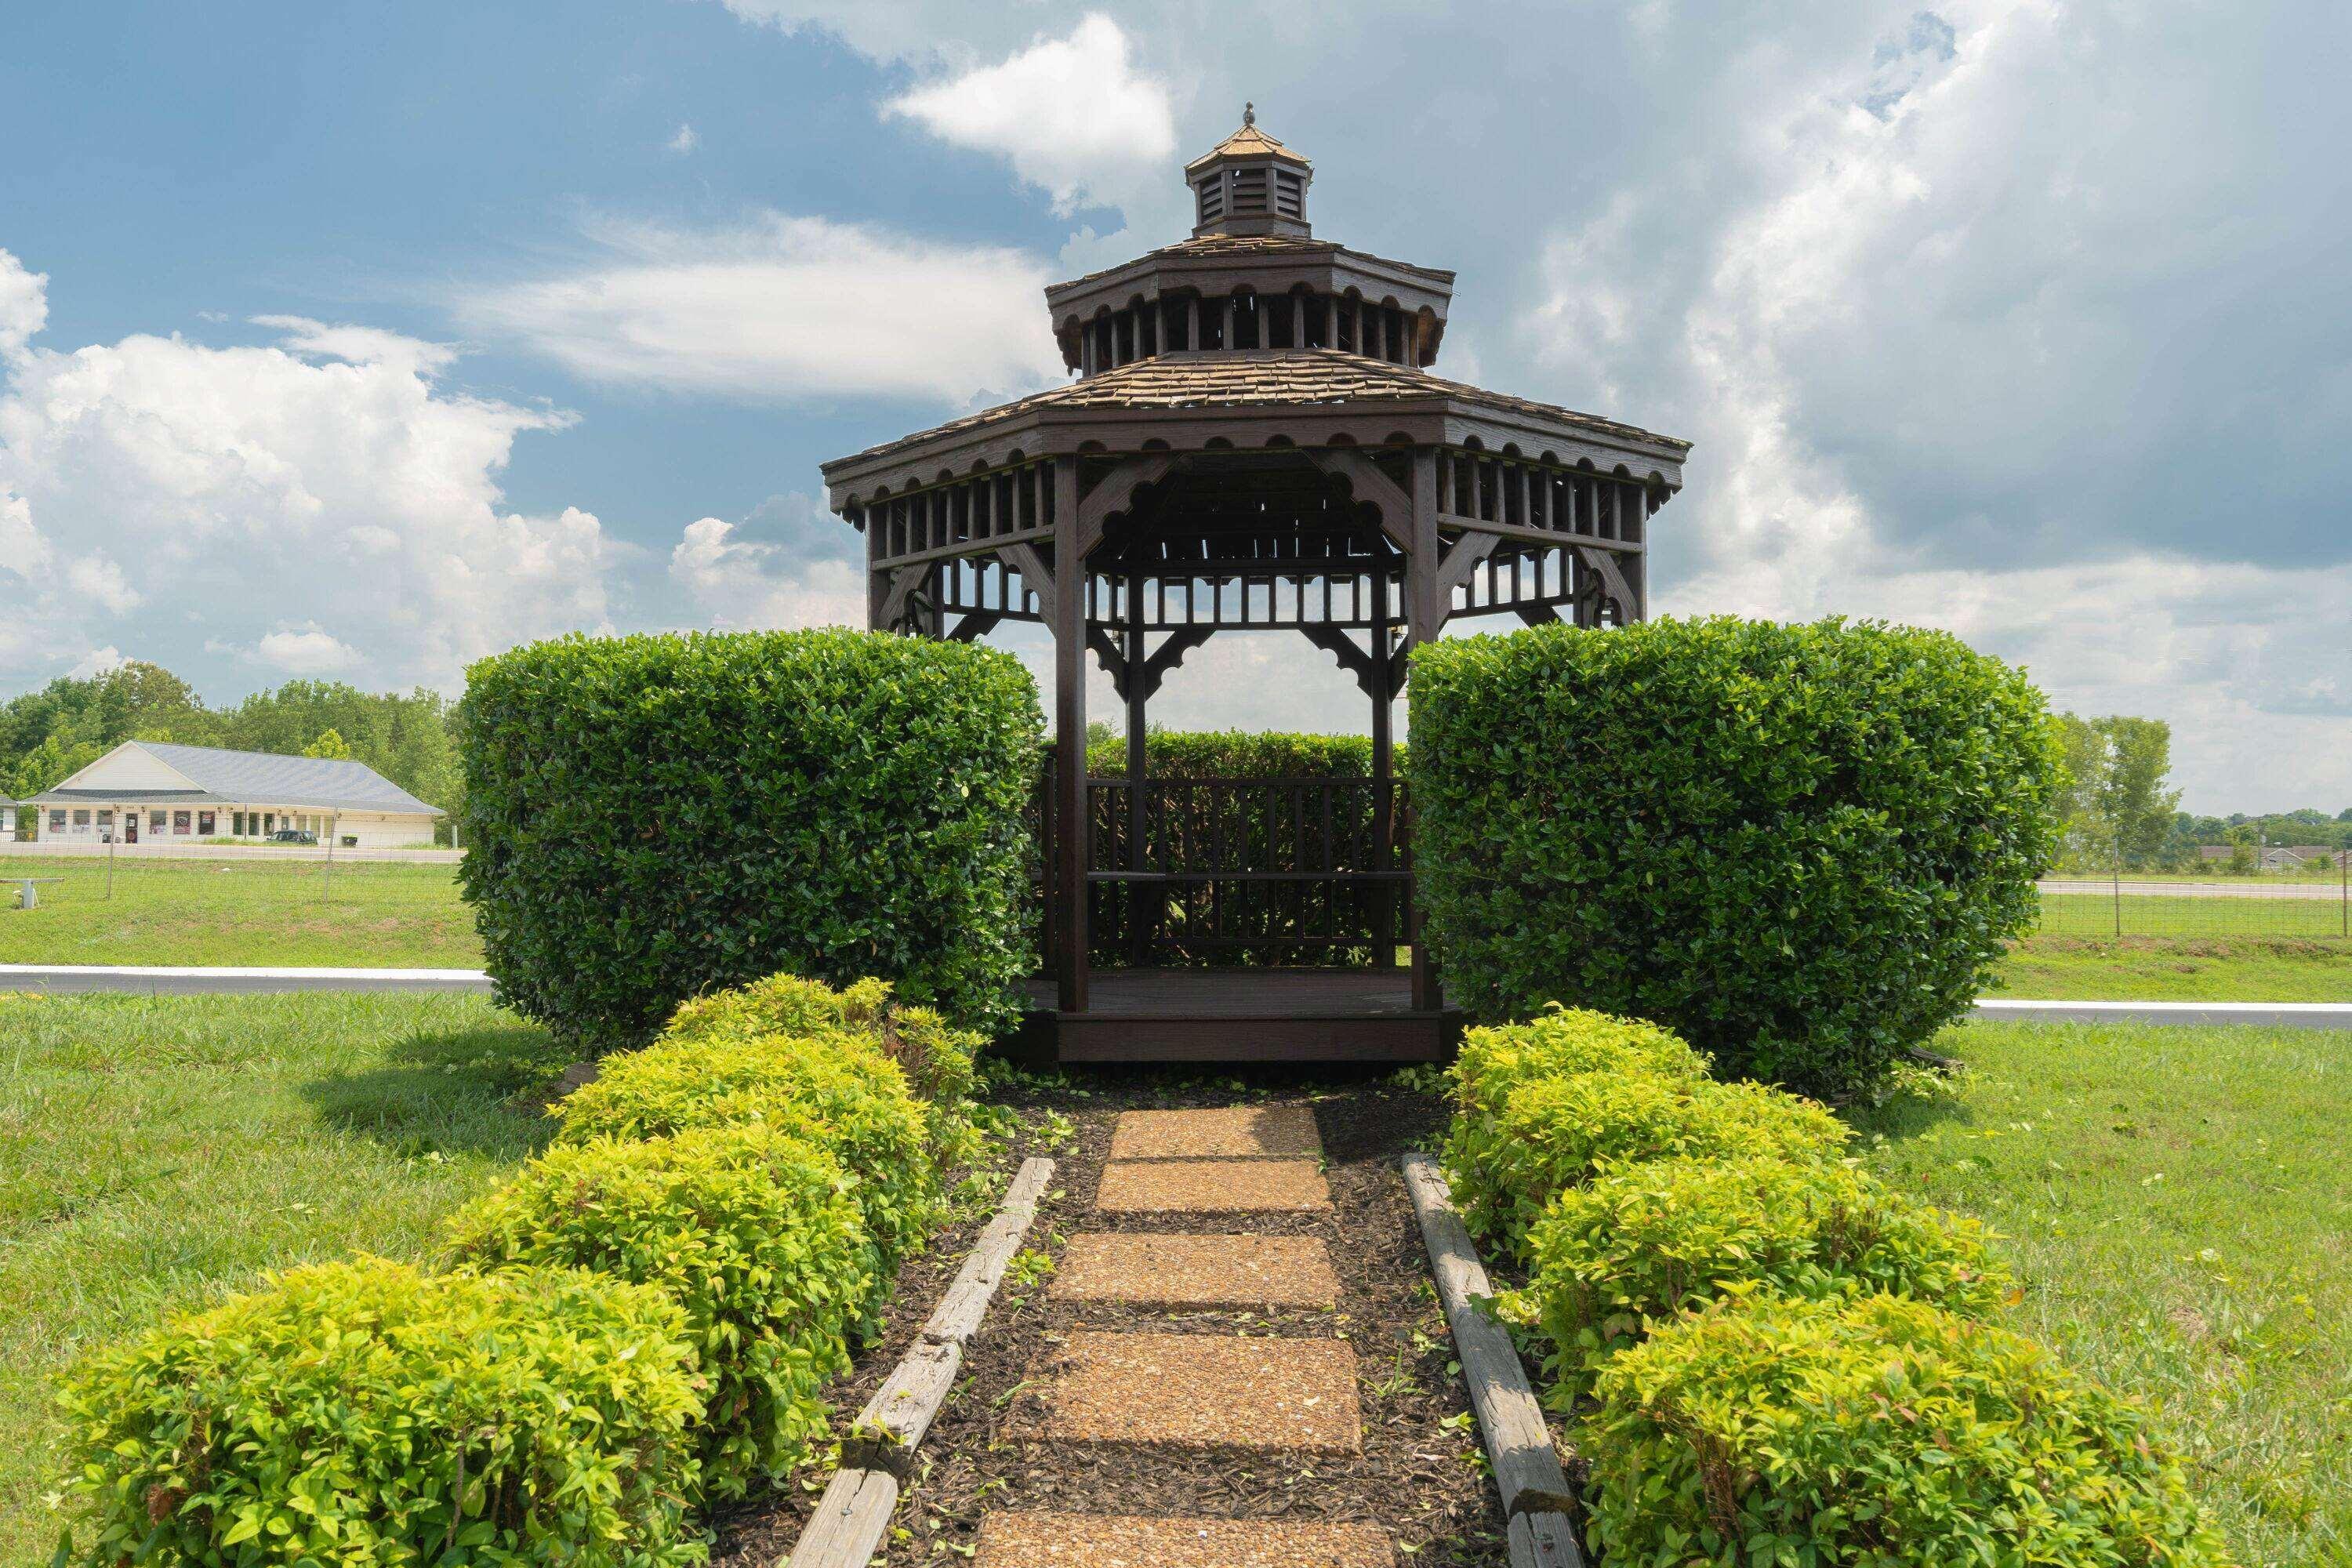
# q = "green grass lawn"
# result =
<box><xmin>1992</xmin><ymin>934</ymin><xmax>2352</xmax><ymax>1001</ymax></box>
<box><xmin>1858</xmin><ymin>1021</ymin><xmax>2352</xmax><ymax>1567</ymax></box>
<box><xmin>0</xmin><ymin>855</ymin><xmax>482</xmax><ymax>967</ymax></box>
<box><xmin>0</xmin><ymin>992</ymin><xmax>556</xmax><ymax>1563</ymax></box>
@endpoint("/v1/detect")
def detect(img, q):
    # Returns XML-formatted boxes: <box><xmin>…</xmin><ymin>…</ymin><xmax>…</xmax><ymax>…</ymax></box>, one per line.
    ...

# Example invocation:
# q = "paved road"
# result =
<box><xmin>2038</xmin><ymin>878</ymin><xmax>2345</xmax><ymax>902</ymax></box>
<box><xmin>0</xmin><ymin>964</ymin><xmax>492</xmax><ymax>993</ymax></box>
<box><xmin>3</xmin><ymin>965</ymin><xmax>2348</xmax><ymax>1029</ymax></box>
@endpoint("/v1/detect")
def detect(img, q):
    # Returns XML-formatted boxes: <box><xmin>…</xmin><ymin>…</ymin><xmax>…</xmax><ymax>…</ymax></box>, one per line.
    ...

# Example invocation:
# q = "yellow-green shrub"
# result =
<box><xmin>1581</xmin><ymin>1292</ymin><xmax>2234</xmax><ymax>1566</ymax></box>
<box><xmin>1444</xmin><ymin>1071</ymin><xmax>1852</xmax><ymax>1259</ymax></box>
<box><xmin>553</xmin><ymin>1032</ymin><xmax>936</xmax><ymax>1272</ymax></box>
<box><xmin>55</xmin><ymin>1258</ymin><xmax>702</xmax><ymax>1567</ymax></box>
<box><xmin>446</xmin><ymin>1126</ymin><xmax>879</xmax><ymax>1498</ymax></box>
<box><xmin>1449</xmin><ymin>1007</ymin><xmax>1711</xmax><ymax>1120</ymax></box>
<box><xmin>1515</xmin><ymin>1155</ymin><xmax>2011</xmax><ymax>1400</ymax></box>
<box><xmin>660</xmin><ymin>974</ymin><xmax>980</xmax><ymax>1159</ymax></box>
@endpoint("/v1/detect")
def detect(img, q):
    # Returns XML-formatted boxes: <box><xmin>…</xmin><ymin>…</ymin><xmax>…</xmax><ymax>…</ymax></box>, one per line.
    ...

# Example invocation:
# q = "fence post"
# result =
<box><xmin>324</xmin><ymin>818</ymin><xmax>335</xmax><ymax>901</ymax></box>
<box><xmin>2112</xmin><ymin>840</ymin><xmax>2122</xmax><ymax>939</ymax></box>
<box><xmin>107</xmin><ymin>833</ymin><xmax>115</xmax><ymax>901</ymax></box>
<box><xmin>2341</xmin><ymin>847</ymin><xmax>2347</xmax><ymax>940</ymax></box>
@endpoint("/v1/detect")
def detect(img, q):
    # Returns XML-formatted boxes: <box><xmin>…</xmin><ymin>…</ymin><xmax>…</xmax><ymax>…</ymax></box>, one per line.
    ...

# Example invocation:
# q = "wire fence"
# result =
<box><xmin>2035</xmin><ymin>860</ymin><xmax>2352</xmax><ymax>941</ymax></box>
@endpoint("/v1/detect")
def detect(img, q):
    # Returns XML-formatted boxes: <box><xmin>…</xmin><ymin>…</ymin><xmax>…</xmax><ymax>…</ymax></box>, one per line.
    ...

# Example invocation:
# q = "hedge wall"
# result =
<box><xmin>1410</xmin><ymin>616</ymin><xmax>2064</xmax><ymax>1098</ymax></box>
<box><xmin>459</xmin><ymin>630</ymin><xmax>1043</xmax><ymax>1051</ymax></box>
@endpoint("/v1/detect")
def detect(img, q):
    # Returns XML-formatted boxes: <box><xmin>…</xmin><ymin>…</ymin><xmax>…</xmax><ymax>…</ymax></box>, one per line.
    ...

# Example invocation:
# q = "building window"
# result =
<box><xmin>97</xmin><ymin>809</ymin><xmax>113</xmax><ymax>826</ymax></box>
<box><xmin>49</xmin><ymin>810</ymin><xmax>65</xmax><ymax>831</ymax></box>
<box><xmin>198</xmin><ymin>811</ymin><xmax>216</xmax><ymax>835</ymax></box>
<box><xmin>151</xmin><ymin>810</ymin><xmax>167</xmax><ymax>831</ymax></box>
<box><xmin>172</xmin><ymin>811</ymin><xmax>191</xmax><ymax>835</ymax></box>
<box><xmin>73</xmin><ymin>809</ymin><xmax>91</xmax><ymax>826</ymax></box>
<box><xmin>263</xmin><ymin>813</ymin><xmax>275</xmax><ymax>833</ymax></box>
<box><xmin>232</xmin><ymin>811</ymin><xmax>245</xmax><ymax>836</ymax></box>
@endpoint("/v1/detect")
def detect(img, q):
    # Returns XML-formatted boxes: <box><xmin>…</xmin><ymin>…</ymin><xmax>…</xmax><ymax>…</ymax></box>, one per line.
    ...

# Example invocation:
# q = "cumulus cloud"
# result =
<box><xmin>884</xmin><ymin>16</ymin><xmax>1177</xmax><ymax>215</ymax></box>
<box><xmin>668</xmin><ymin>492</ymin><xmax>865</xmax><ymax>630</ymax></box>
<box><xmin>667</xmin><ymin>122</ymin><xmax>700</xmax><ymax>154</ymax></box>
<box><xmin>0</xmin><ymin>264</ymin><xmax>619</xmax><ymax>692</ymax></box>
<box><xmin>460</xmin><ymin>212</ymin><xmax>1066</xmax><ymax>403</ymax></box>
<box><xmin>1523</xmin><ymin>0</ymin><xmax>2352</xmax><ymax>810</ymax></box>
<box><xmin>252</xmin><ymin>625</ymin><xmax>364</xmax><ymax>675</ymax></box>
<box><xmin>0</xmin><ymin>249</ymin><xmax>45</xmax><ymax>362</ymax></box>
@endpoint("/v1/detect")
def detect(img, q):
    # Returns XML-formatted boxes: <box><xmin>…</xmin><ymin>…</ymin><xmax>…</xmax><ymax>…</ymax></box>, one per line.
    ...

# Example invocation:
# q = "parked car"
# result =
<box><xmin>268</xmin><ymin>828</ymin><xmax>319</xmax><ymax>845</ymax></box>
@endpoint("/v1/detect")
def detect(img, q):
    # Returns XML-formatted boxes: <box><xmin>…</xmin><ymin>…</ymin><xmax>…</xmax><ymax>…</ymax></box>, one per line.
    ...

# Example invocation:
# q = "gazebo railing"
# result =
<box><xmin>1054</xmin><ymin>775</ymin><xmax>1410</xmax><ymax>968</ymax></box>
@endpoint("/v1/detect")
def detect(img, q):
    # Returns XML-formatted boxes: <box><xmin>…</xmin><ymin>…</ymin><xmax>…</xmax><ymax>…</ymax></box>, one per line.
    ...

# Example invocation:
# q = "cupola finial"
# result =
<box><xmin>1243</xmin><ymin>101</ymin><xmax>1255</xmax><ymax>127</ymax></box>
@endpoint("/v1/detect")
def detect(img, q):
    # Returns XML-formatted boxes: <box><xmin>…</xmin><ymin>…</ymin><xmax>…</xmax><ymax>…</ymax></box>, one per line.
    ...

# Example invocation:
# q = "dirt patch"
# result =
<box><xmin>708</xmin><ymin>1071</ymin><xmax>1507</xmax><ymax>1568</ymax></box>
<box><xmin>975</xmin><ymin>1512</ymin><xmax>1396</xmax><ymax>1566</ymax></box>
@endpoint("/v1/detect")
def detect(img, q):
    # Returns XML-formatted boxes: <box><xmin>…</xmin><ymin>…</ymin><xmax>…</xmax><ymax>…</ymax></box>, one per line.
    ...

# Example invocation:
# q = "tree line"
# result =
<box><xmin>2</xmin><ymin>661</ymin><xmax>461</xmax><ymax>841</ymax></box>
<box><xmin>2054</xmin><ymin>712</ymin><xmax>2349</xmax><ymax>871</ymax></box>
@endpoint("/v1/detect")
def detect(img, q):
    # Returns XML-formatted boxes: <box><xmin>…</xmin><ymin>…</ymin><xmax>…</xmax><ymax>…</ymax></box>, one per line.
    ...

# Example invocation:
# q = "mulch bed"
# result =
<box><xmin>710</xmin><ymin>1068</ymin><xmax>1513</xmax><ymax>1567</ymax></box>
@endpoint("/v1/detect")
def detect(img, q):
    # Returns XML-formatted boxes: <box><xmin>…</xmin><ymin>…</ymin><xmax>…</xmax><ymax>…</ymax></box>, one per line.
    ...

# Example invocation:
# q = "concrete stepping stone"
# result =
<box><xmin>1051</xmin><ymin>1233</ymin><xmax>1341</xmax><ymax>1311</ymax></box>
<box><xmin>1095</xmin><ymin>1159</ymin><xmax>1330</xmax><ymax>1214</ymax></box>
<box><xmin>1046</xmin><ymin>1331</ymin><xmax>1362</xmax><ymax>1454</ymax></box>
<box><xmin>976</xmin><ymin>1512</ymin><xmax>1393</xmax><ymax>1566</ymax></box>
<box><xmin>1109</xmin><ymin>1105</ymin><xmax>1323</xmax><ymax>1161</ymax></box>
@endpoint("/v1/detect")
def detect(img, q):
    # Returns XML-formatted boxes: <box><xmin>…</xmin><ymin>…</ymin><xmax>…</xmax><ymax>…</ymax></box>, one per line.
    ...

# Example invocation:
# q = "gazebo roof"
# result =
<box><xmin>1049</xmin><ymin>233</ymin><xmax>1454</xmax><ymax>297</ymax></box>
<box><xmin>1183</xmin><ymin>111</ymin><xmax>1310</xmax><ymax>174</ymax></box>
<box><xmin>821</xmin><ymin>349</ymin><xmax>1690</xmax><ymax>503</ymax></box>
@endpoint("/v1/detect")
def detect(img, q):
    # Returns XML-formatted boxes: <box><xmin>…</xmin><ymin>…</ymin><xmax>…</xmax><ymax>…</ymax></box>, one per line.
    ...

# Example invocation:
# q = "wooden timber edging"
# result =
<box><xmin>786</xmin><ymin>1156</ymin><xmax>1057</xmax><ymax>1568</ymax></box>
<box><xmin>1399</xmin><ymin>1153</ymin><xmax>1585</xmax><ymax>1568</ymax></box>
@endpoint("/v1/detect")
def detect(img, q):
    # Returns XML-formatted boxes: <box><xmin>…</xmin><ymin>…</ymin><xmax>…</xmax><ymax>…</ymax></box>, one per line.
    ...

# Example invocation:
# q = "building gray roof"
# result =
<box><xmin>29</xmin><ymin>742</ymin><xmax>441</xmax><ymax>815</ymax></box>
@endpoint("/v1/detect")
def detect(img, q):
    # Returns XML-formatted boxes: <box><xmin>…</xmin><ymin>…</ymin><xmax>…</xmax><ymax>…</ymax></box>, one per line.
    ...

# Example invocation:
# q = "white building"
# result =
<box><xmin>24</xmin><ymin>741</ymin><xmax>443</xmax><ymax>848</ymax></box>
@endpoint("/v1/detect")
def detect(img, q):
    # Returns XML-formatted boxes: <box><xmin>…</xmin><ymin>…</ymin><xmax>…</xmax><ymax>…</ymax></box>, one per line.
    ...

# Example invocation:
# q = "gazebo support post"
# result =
<box><xmin>1407</xmin><ymin>450</ymin><xmax>1443</xmax><ymax>1012</ymax></box>
<box><xmin>1369</xmin><ymin>539</ymin><xmax>1396</xmax><ymax>969</ymax></box>
<box><xmin>1051</xmin><ymin>457</ymin><xmax>1089</xmax><ymax>1013</ymax></box>
<box><xmin>1125</xmin><ymin>565</ymin><xmax>1150</xmax><ymax>966</ymax></box>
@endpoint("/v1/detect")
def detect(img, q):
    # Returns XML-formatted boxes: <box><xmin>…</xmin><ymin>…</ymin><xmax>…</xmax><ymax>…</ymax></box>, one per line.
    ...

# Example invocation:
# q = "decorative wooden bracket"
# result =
<box><xmin>996</xmin><ymin>542</ymin><xmax>1055</xmax><ymax>608</ymax></box>
<box><xmin>1300</xmin><ymin>625</ymin><xmax>1378</xmax><ymax>696</ymax></box>
<box><xmin>1308</xmin><ymin>449</ymin><xmax>1415</xmax><ymax>554</ymax></box>
<box><xmin>1513</xmin><ymin>604</ymin><xmax>1561</xmax><ymax>629</ymax></box>
<box><xmin>874</xmin><ymin>564</ymin><xmax>928</xmax><ymax>632</ymax></box>
<box><xmin>1076</xmin><ymin>453</ymin><xmax>1178</xmax><ymax>554</ymax></box>
<box><xmin>946</xmin><ymin>612</ymin><xmax>1001</xmax><ymax>643</ymax></box>
<box><xmin>1576</xmin><ymin>546</ymin><xmax>1638</xmax><ymax>624</ymax></box>
<box><xmin>1438</xmin><ymin>532</ymin><xmax>1501</xmax><ymax>599</ymax></box>
<box><xmin>1087</xmin><ymin>626</ymin><xmax>1212</xmax><ymax>702</ymax></box>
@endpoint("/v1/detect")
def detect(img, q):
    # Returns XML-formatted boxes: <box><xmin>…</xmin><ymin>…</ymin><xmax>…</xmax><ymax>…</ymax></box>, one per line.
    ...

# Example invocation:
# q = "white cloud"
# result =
<box><xmin>1525</xmin><ymin>0</ymin><xmax>2352</xmax><ymax>811</ymax></box>
<box><xmin>667</xmin><ymin>122</ymin><xmax>700</xmax><ymax>154</ymax></box>
<box><xmin>0</xmin><ymin>249</ymin><xmax>47</xmax><ymax>361</ymax></box>
<box><xmin>252</xmin><ymin>625</ymin><xmax>363</xmax><ymax>675</ymax></box>
<box><xmin>0</xmin><ymin>266</ymin><xmax>619</xmax><ymax>693</ymax></box>
<box><xmin>66</xmin><ymin>645</ymin><xmax>126</xmax><ymax>680</ymax></box>
<box><xmin>250</xmin><ymin>314</ymin><xmax>460</xmax><ymax>379</ymax></box>
<box><xmin>669</xmin><ymin>511</ymin><xmax>865</xmax><ymax>630</ymax></box>
<box><xmin>460</xmin><ymin>212</ymin><xmax>1066</xmax><ymax>402</ymax></box>
<box><xmin>883</xmin><ymin>16</ymin><xmax>1177</xmax><ymax>215</ymax></box>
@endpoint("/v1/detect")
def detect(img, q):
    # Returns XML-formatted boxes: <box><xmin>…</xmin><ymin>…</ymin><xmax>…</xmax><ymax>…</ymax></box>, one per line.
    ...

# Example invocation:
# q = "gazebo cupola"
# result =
<box><xmin>819</xmin><ymin>108</ymin><xmax>1693</xmax><ymax>1062</ymax></box>
<box><xmin>1185</xmin><ymin>103</ymin><xmax>1312</xmax><ymax>238</ymax></box>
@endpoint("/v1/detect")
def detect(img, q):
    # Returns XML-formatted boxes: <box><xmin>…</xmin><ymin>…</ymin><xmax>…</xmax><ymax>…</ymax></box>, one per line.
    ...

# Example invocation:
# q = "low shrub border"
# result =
<box><xmin>1440</xmin><ymin>1007</ymin><xmax>2230</xmax><ymax>1564</ymax></box>
<box><xmin>1581</xmin><ymin>1293</ymin><xmax>2233</xmax><ymax>1565</ymax></box>
<box><xmin>445</xmin><ymin>1125</ymin><xmax>880</xmax><ymax>1499</ymax></box>
<box><xmin>56</xmin><ymin>1258</ymin><xmax>706</xmax><ymax>1568</ymax></box>
<box><xmin>53</xmin><ymin>971</ymin><xmax>982</xmax><ymax>1565</ymax></box>
<box><xmin>1410</xmin><ymin>616</ymin><xmax>2065</xmax><ymax>1099</ymax></box>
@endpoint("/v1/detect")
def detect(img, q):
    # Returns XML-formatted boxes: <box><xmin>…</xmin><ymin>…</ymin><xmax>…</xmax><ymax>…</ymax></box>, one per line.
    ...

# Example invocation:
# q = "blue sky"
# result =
<box><xmin>2</xmin><ymin>0</ymin><xmax>2346</xmax><ymax>811</ymax></box>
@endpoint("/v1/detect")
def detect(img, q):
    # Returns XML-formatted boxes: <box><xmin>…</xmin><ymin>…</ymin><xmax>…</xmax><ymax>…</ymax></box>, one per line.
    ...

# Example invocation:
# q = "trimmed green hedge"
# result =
<box><xmin>1582</xmin><ymin>1293</ymin><xmax>2232</xmax><ymax>1566</ymax></box>
<box><xmin>1449</xmin><ymin>1007</ymin><xmax>1711</xmax><ymax>1122</ymax></box>
<box><xmin>447</xmin><ymin>1126</ymin><xmax>876</xmax><ymax>1498</ymax></box>
<box><xmin>1515</xmin><ymin>1154</ymin><xmax>2011</xmax><ymax>1399</ymax></box>
<box><xmin>459</xmin><ymin>630</ymin><xmax>1044</xmax><ymax>1051</ymax></box>
<box><xmin>56</xmin><ymin>1258</ymin><xmax>704</xmax><ymax>1567</ymax></box>
<box><xmin>1410</xmin><ymin>616</ymin><xmax>2064</xmax><ymax>1098</ymax></box>
<box><xmin>1082</xmin><ymin>728</ymin><xmax>1383</xmax><ymax>778</ymax></box>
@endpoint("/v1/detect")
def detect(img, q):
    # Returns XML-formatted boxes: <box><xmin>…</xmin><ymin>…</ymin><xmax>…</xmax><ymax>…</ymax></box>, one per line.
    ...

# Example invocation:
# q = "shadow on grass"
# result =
<box><xmin>297</xmin><ymin>1022</ymin><xmax>565</xmax><ymax>1161</ymax></box>
<box><xmin>1848</xmin><ymin>1069</ymin><xmax>1979</xmax><ymax>1146</ymax></box>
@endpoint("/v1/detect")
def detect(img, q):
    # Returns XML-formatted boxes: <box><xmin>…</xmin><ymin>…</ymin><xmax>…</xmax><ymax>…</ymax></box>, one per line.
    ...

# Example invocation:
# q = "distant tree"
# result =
<box><xmin>2224</xmin><ymin>825</ymin><xmax>2258</xmax><ymax>876</ymax></box>
<box><xmin>2053</xmin><ymin>713</ymin><xmax>2182</xmax><ymax>871</ymax></box>
<box><xmin>302</xmin><ymin>728</ymin><xmax>354</xmax><ymax>760</ymax></box>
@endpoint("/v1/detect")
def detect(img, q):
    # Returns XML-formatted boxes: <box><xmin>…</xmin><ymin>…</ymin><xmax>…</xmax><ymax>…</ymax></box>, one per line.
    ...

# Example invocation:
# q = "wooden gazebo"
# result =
<box><xmin>822</xmin><ymin>109</ymin><xmax>1690</xmax><ymax>1062</ymax></box>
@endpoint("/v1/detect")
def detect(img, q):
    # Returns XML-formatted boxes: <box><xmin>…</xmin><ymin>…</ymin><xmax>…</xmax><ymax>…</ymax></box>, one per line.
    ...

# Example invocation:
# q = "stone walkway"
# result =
<box><xmin>977</xmin><ymin>1105</ymin><xmax>1388</xmax><ymax>1567</ymax></box>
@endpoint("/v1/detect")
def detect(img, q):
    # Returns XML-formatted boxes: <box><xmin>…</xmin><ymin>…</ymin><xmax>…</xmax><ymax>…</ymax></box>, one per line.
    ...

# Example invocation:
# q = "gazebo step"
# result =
<box><xmin>975</xmin><ymin>1512</ymin><xmax>1393</xmax><ymax>1566</ymax></box>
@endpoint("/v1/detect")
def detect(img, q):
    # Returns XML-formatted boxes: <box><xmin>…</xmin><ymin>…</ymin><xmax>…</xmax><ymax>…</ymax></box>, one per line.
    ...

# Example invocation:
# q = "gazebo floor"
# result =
<box><xmin>1018</xmin><ymin>968</ymin><xmax>1463</xmax><ymax>1064</ymax></box>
